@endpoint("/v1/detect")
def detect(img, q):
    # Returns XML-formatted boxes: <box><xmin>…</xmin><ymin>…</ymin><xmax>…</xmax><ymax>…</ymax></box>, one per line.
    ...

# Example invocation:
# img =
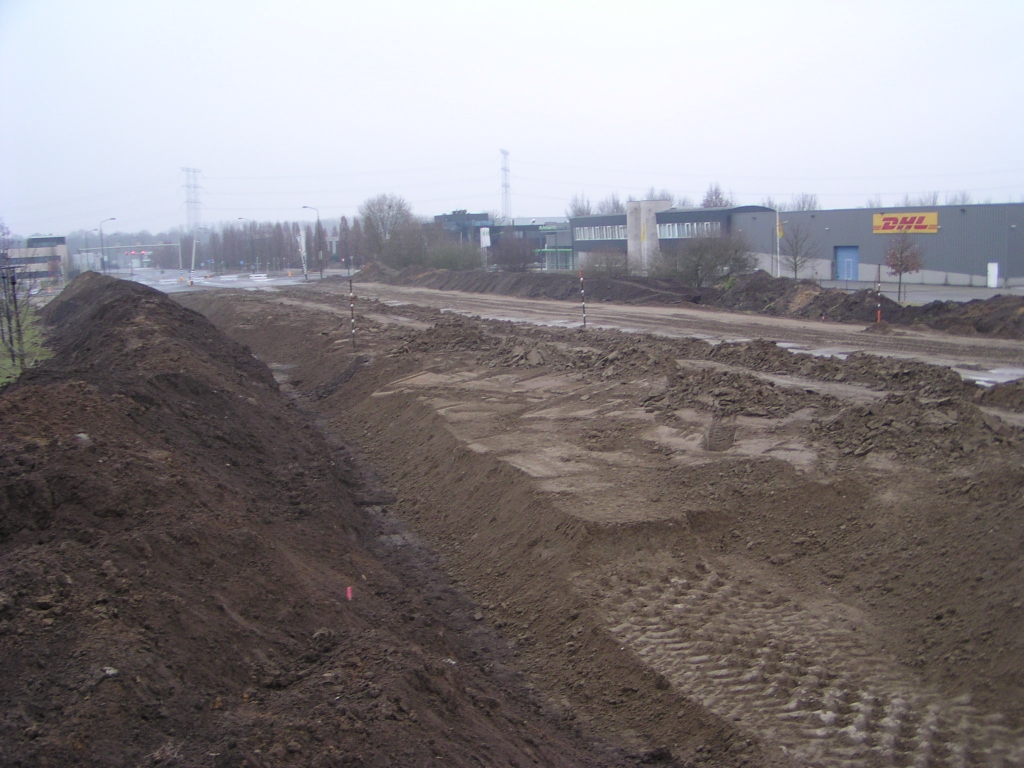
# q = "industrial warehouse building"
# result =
<box><xmin>570</xmin><ymin>201</ymin><xmax>1024</xmax><ymax>288</ymax></box>
<box><xmin>571</xmin><ymin>202</ymin><xmax>775</xmax><ymax>277</ymax></box>
<box><xmin>773</xmin><ymin>203</ymin><xmax>1023</xmax><ymax>287</ymax></box>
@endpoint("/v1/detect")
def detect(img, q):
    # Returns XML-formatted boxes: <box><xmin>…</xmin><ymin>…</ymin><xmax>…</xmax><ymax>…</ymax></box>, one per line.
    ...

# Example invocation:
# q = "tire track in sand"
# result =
<box><xmin>596</xmin><ymin>569</ymin><xmax>1024</xmax><ymax>766</ymax></box>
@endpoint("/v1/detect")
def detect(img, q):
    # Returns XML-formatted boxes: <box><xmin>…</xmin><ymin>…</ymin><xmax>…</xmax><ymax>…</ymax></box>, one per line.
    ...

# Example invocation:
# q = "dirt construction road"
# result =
<box><xmin>184</xmin><ymin>281</ymin><xmax>1024</xmax><ymax>768</ymax></box>
<box><xmin>348</xmin><ymin>282</ymin><xmax>1024</xmax><ymax>376</ymax></box>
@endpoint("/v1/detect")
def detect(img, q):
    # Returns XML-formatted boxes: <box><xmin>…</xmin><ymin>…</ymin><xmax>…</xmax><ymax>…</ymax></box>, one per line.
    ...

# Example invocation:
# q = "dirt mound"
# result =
<box><xmin>356</xmin><ymin>267</ymin><xmax>706</xmax><ymax>305</ymax></box>
<box><xmin>182</xmin><ymin>284</ymin><xmax>1024</xmax><ymax>765</ymax></box>
<box><xmin>357</xmin><ymin>267</ymin><xmax>1024</xmax><ymax>339</ymax></box>
<box><xmin>979</xmin><ymin>379</ymin><xmax>1024</xmax><ymax>411</ymax></box>
<box><xmin>709</xmin><ymin>271</ymin><xmax>797</xmax><ymax>314</ymax></box>
<box><xmin>904</xmin><ymin>294</ymin><xmax>1024</xmax><ymax>338</ymax></box>
<box><xmin>351</xmin><ymin>262</ymin><xmax>396</xmax><ymax>283</ymax></box>
<box><xmin>0</xmin><ymin>274</ymin><xmax>628</xmax><ymax>766</ymax></box>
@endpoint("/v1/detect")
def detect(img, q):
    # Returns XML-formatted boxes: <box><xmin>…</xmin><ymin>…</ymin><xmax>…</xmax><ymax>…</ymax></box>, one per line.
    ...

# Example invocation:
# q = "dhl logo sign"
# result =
<box><xmin>872</xmin><ymin>212</ymin><xmax>939</xmax><ymax>234</ymax></box>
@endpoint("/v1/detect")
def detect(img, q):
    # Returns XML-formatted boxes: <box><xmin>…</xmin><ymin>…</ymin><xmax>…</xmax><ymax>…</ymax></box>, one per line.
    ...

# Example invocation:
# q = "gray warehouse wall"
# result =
<box><xmin>781</xmin><ymin>204</ymin><xmax>1024</xmax><ymax>287</ymax></box>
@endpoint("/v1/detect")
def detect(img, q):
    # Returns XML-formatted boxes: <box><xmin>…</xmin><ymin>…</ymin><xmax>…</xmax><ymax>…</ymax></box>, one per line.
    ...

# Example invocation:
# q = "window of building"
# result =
<box><xmin>573</xmin><ymin>224</ymin><xmax>626</xmax><ymax>241</ymax></box>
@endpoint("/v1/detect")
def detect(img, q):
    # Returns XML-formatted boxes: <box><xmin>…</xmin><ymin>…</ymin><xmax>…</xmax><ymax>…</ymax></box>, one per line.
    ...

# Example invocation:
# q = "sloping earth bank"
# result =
<box><xmin>0</xmin><ymin>273</ymin><xmax>654</xmax><ymax>767</ymax></box>
<box><xmin>182</xmin><ymin>283</ymin><xmax>1024</xmax><ymax>767</ymax></box>
<box><xmin>359</xmin><ymin>266</ymin><xmax>1024</xmax><ymax>340</ymax></box>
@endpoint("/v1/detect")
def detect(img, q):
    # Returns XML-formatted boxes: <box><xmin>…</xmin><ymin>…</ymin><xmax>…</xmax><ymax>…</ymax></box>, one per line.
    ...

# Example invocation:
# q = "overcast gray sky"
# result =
<box><xmin>2</xmin><ymin>0</ymin><xmax>1023</xmax><ymax>236</ymax></box>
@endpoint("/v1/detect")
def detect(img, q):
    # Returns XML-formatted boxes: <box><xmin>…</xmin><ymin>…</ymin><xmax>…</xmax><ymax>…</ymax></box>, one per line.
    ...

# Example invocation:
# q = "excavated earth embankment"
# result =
<box><xmin>358</xmin><ymin>266</ymin><xmax>1024</xmax><ymax>339</ymax></box>
<box><xmin>181</xmin><ymin>282</ymin><xmax>1024</xmax><ymax>768</ymax></box>
<box><xmin>0</xmin><ymin>273</ymin><xmax>652</xmax><ymax>767</ymax></box>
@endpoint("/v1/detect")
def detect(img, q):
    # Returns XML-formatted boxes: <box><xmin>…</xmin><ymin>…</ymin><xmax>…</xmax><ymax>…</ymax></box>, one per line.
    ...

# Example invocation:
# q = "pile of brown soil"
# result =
<box><xmin>905</xmin><ymin>294</ymin><xmax>1024</xmax><ymax>338</ymax></box>
<box><xmin>354</xmin><ymin>267</ymin><xmax>705</xmax><ymax>305</ymax></box>
<box><xmin>979</xmin><ymin>379</ymin><xmax>1024</xmax><ymax>411</ymax></box>
<box><xmin>181</xmin><ymin>284</ymin><xmax>1024</xmax><ymax>765</ymax></box>
<box><xmin>0</xmin><ymin>274</ymin><xmax>632</xmax><ymax>767</ymax></box>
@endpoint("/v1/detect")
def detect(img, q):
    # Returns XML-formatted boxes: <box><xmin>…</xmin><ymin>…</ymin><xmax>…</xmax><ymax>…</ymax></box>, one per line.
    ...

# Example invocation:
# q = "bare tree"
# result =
<box><xmin>656</xmin><ymin>232</ymin><xmax>753</xmax><ymax>287</ymax></box>
<box><xmin>902</xmin><ymin>191</ymin><xmax>939</xmax><ymax>206</ymax></box>
<box><xmin>313</xmin><ymin>217</ymin><xmax>327</xmax><ymax>278</ymax></box>
<box><xmin>864</xmin><ymin>195</ymin><xmax>883</xmax><ymax>208</ymax></box>
<box><xmin>338</xmin><ymin>216</ymin><xmax>351</xmax><ymax>268</ymax></box>
<box><xmin>780</xmin><ymin>221</ymin><xmax>821</xmax><ymax>279</ymax></box>
<box><xmin>0</xmin><ymin>268</ymin><xmax>31</xmax><ymax>379</ymax></box>
<box><xmin>790</xmin><ymin>193</ymin><xmax>820</xmax><ymax>211</ymax></box>
<box><xmin>595</xmin><ymin>193</ymin><xmax>625</xmax><ymax>215</ymax></box>
<box><xmin>380</xmin><ymin>218</ymin><xmax>427</xmax><ymax>269</ymax></box>
<box><xmin>645</xmin><ymin>187</ymin><xmax>674</xmax><ymax>202</ymax></box>
<box><xmin>766</xmin><ymin>193</ymin><xmax>820</xmax><ymax>212</ymax></box>
<box><xmin>701</xmin><ymin>183</ymin><xmax>733</xmax><ymax>208</ymax></box>
<box><xmin>492</xmin><ymin>231</ymin><xmax>535</xmax><ymax>272</ymax></box>
<box><xmin>423</xmin><ymin>223</ymin><xmax>482</xmax><ymax>271</ymax></box>
<box><xmin>628</xmin><ymin>187</ymin><xmax>675</xmax><ymax>204</ymax></box>
<box><xmin>302</xmin><ymin>224</ymin><xmax>315</xmax><ymax>275</ymax></box>
<box><xmin>0</xmin><ymin>218</ymin><xmax>43</xmax><ymax>381</ymax></box>
<box><xmin>885</xmin><ymin>233</ymin><xmax>924</xmax><ymax>303</ymax></box>
<box><xmin>945</xmin><ymin>190</ymin><xmax>972</xmax><ymax>205</ymax></box>
<box><xmin>359</xmin><ymin>194</ymin><xmax>413</xmax><ymax>258</ymax></box>
<box><xmin>350</xmin><ymin>219</ymin><xmax>366</xmax><ymax>268</ymax></box>
<box><xmin>583</xmin><ymin>250</ymin><xmax>629</xmax><ymax>277</ymax></box>
<box><xmin>566</xmin><ymin>193</ymin><xmax>592</xmax><ymax>218</ymax></box>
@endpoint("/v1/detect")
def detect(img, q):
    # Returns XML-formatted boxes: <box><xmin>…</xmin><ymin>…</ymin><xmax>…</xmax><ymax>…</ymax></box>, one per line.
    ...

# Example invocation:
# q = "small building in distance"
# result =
<box><xmin>571</xmin><ymin>203</ymin><xmax>775</xmax><ymax>277</ymax></box>
<box><xmin>433</xmin><ymin>211</ymin><xmax>572</xmax><ymax>270</ymax></box>
<box><xmin>3</xmin><ymin>236</ymin><xmax>69</xmax><ymax>281</ymax></box>
<box><xmin>434</xmin><ymin>210</ymin><xmax>494</xmax><ymax>246</ymax></box>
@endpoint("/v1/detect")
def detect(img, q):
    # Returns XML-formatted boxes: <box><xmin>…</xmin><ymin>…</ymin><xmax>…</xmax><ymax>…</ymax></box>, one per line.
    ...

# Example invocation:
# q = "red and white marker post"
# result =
<box><xmin>579</xmin><ymin>269</ymin><xmax>587</xmax><ymax>329</ymax></box>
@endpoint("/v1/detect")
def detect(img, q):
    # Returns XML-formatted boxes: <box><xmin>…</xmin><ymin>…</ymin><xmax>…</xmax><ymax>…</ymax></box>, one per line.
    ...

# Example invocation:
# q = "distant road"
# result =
<box><xmin>818</xmin><ymin>279</ymin><xmax>1024</xmax><ymax>305</ymax></box>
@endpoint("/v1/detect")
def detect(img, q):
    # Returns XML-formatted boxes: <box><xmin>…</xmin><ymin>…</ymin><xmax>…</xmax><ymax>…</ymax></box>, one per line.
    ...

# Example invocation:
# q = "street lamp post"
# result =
<box><xmin>238</xmin><ymin>218</ymin><xmax>258</xmax><ymax>273</ymax></box>
<box><xmin>189</xmin><ymin>226</ymin><xmax>208</xmax><ymax>286</ymax></box>
<box><xmin>774</xmin><ymin>217</ymin><xmax>789</xmax><ymax>279</ymax></box>
<box><xmin>302</xmin><ymin>205</ymin><xmax>323</xmax><ymax>280</ymax></box>
<box><xmin>99</xmin><ymin>218</ymin><xmax>115</xmax><ymax>274</ymax></box>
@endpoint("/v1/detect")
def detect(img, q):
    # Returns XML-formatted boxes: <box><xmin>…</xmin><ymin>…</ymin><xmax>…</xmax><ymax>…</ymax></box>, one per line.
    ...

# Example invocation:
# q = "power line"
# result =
<box><xmin>501</xmin><ymin>149</ymin><xmax>511</xmax><ymax>222</ymax></box>
<box><xmin>204</xmin><ymin>160</ymin><xmax>492</xmax><ymax>182</ymax></box>
<box><xmin>182</xmin><ymin>167</ymin><xmax>201</xmax><ymax>231</ymax></box>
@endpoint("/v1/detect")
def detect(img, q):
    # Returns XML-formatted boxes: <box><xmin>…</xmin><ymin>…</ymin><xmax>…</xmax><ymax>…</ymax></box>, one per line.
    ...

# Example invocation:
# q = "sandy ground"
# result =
<box><xmin>179</xmin><ymin>280</ymin><xmax>1024</xmax><ymax>768</ymax></box>
<box><xmin>347</xmin><ymin>282</ymin><xmax>1024</xmax><ymax>379</ymax></box>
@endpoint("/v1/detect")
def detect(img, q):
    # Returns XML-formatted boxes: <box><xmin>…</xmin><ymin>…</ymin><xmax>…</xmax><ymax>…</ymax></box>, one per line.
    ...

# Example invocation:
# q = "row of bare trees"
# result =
<box><xmin>570</xmin><ymin>188</ymin><xmax>980</xmax><ymax>216</ymax></box>
<box><xmin>655</xmin><ymin>233</ymin><xmax>753</xmax><ymax>287</ymax></box>
<box><xmin>0</xmin><ymin>218</ymin><xmax>46</xmax><ymax>382</ymax></box>
<box><xmin>358</xmin><ymin>193</ymin><xmax>539</xmax><ymax>272</ymax></box>
<box><xmin>567</xmin><ymin>184</ymin><xmax>739</xmax><ymax>217</ymax></box>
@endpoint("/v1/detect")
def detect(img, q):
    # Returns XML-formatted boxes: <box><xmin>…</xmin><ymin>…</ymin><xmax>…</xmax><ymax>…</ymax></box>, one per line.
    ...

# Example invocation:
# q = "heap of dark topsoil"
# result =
<box><xmin>0</xmin><ymin>273</ymin><xmax>636</xmax><ymax>767</ymax></box>
<box><xmin>357</xmin><ymin>265</ymin><xmax>1024</xmax><ymax>339</ymax></box>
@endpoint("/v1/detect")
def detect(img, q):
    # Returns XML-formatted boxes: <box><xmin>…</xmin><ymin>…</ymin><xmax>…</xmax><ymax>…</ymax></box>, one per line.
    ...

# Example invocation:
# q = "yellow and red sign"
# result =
<box><xmin>872</xmin><ymin>212</ymin><xmax>939</xmax><ymax>234</ymax></box>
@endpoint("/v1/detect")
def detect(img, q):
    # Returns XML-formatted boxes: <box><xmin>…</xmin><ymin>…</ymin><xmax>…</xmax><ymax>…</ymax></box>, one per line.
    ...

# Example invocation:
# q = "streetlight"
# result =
<box><xmin>189</xmin><ymin>226</ymin><xmax>209</xmax><ymax>286</ymax></box>
<box><xmin>774</xmin><ymin>217</ymin><xmax>789</xmax><ymax>278</ymax></box>
<box><xmin>238</xmin><ymin>218</ymin><xmax>258</xmax><ymax>273</ymax></box>
<box><xmin>99</xmin><ymin>218</ymin><xmax>115</xmax><ymax>274</ymax></box>
<box><xmin>302</xmin><ymin>205</ymin><xmax>322</xmax><ymax>280</ymax></box>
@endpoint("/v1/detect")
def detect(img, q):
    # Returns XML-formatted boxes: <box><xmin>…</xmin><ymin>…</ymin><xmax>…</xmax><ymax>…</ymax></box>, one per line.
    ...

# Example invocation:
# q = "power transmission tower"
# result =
<box><xmin>500</xmin><ymin>150</ymin><xmax>511</xmax><ymax>223</ymax></box>
<box><xmin>182</xmin><ymin>167</ymin><xmax>202</xmax><ymax>232</ymax></box>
